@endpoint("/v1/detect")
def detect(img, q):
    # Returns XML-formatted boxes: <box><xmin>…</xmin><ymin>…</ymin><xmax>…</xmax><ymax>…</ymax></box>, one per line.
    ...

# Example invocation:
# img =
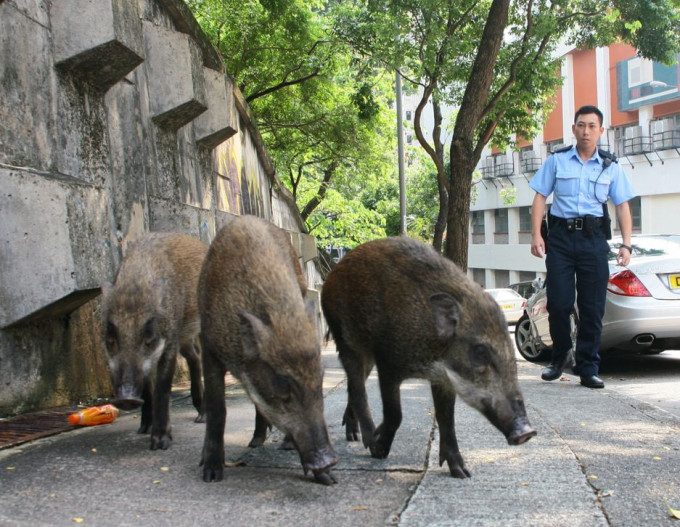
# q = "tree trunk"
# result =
<box><xmin>445</xmin><ymin>0</ymin><xmax>510</xmax><ymax>270</ymax></box>
<box><xmin>432</xmin><ymin>97</ymin><xmax>447</xmax><ymax>253</ymax></box>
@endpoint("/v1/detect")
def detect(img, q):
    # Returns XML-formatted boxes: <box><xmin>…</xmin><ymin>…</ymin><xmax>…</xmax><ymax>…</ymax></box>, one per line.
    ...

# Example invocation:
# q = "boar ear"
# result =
<box><xmin>238</xmin><ymin>311</ymin><xmax>271</xmax><ymax>361</ymax></box>
<box><xmin>429</xmin><ymin>293</ymin><xmax>461</xmax><ymax>341</ymax></box>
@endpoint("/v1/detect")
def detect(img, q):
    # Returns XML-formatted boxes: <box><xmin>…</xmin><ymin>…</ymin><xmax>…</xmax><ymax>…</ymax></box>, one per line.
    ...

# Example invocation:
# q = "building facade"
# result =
<box><xmin>469</xmin><ymin>44</ymin><xmax>680</xmax><ymax>288</ymax></box>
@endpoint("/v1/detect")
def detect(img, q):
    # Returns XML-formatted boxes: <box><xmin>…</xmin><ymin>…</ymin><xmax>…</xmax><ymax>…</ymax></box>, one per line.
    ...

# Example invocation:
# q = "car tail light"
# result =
<box><xmin>607</xmin><ymin>270</ymin><xmax>651</xmax><ymax>297</ymax></box>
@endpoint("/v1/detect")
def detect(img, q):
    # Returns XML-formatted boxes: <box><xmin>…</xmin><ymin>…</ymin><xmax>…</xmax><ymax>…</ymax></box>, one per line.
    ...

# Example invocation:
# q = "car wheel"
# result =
<box><xmin>515</xmin><ymin>313</ymin><xmax>551</xmax><ymax>362</ymax></box>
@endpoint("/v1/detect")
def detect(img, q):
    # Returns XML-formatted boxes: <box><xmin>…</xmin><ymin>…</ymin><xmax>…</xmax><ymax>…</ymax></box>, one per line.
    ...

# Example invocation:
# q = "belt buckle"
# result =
<box><xmin>574</xmin><ymin>218</ymin><xmax>584</xmax><ymax>230</ymax></box>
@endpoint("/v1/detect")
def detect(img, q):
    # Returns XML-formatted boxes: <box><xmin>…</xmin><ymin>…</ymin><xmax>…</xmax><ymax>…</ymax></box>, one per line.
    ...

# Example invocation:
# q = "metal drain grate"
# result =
<box><xmin>0</xmin><ymin>408</ymin><xmax>78</xmax><ymax>450</ymax></box>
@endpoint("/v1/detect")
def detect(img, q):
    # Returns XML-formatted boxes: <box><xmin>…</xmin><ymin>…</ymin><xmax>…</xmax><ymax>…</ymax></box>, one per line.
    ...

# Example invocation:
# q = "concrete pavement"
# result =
<box><xmin>1</xmin><ymin>342</ymin><xmax>679</xmax><ymax>526</ymax></box>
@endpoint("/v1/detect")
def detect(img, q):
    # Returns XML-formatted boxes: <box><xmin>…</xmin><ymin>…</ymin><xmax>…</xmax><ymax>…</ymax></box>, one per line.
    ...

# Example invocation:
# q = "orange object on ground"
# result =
<box><xmin>68</xmin><ymin>404</ymin><xmax>119</xmax><ymax>426</ymax></box>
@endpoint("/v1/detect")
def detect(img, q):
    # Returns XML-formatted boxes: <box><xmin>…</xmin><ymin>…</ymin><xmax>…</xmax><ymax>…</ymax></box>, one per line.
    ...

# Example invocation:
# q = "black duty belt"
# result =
<box><xmin>550</xmin><ymin>215</ymin><xmax>603</xmax><ymax>232</ymax></box>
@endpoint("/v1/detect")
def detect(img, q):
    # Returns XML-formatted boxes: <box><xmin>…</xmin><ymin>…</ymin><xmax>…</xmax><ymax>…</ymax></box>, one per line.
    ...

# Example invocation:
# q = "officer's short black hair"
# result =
<box><xmin>574</xmin><ymin>105</ymin><xmax>604</xmax><ymax>127</ymax></box>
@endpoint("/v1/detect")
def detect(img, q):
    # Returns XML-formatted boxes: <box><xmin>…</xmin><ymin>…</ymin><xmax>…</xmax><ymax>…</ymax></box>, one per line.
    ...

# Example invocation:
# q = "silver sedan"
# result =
<box><xmin>515</xmin><ymin>234</ymin><xmax>680</xmax><ymax>362</ymax></box>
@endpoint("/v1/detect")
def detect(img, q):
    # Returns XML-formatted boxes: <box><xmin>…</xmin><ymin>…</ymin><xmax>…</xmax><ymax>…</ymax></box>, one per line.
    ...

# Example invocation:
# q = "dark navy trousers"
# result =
<box><xmin>545</xmin><ymin>222</ymin><xmax>610</xmax><ymax>377</ymax></box>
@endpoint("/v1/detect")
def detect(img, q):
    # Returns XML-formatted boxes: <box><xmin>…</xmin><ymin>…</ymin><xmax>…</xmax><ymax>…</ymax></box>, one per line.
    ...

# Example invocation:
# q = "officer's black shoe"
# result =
<box><xmin>580</xmin><ymin>375</ymin><xmax>605</xmax><ymax>389</ymax></box>
<box><xmin>541</xmin><ymin>350</ymin><xmax>575</xmax><ymax>382</ymax></box>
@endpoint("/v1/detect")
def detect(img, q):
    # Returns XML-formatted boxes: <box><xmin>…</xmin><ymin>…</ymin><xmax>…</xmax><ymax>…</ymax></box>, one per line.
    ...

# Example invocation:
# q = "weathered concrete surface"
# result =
<box><xmin>0</xmin><ymin>0</ymin><xmax>318</xmax><ymax>415</ymax></box>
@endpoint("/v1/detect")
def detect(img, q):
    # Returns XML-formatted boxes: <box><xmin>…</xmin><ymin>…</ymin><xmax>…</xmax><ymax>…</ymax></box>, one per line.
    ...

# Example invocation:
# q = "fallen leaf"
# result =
<box><xmin>375</xmin><ymin>478</ymin><xmax>383</xmax><ymax>483</ymax></box>
<box><xmin>510</xmin><ymin>457</ymin><xmax>519</xmax><ymax>462</ymax></box>
<box><xmin>588</xmin><ymin>475</ymin><xmax>598</xmax><ymax>480</ymax></box>
<box><xmin>224</xmin><ymin>461</ymin><xmax>247</xmax><ymax>468</ymax></box>
<box><xmin>663</xmin><ymin>500</ymin><xmax>680</xmax><ymax>520</ymax></box>
<box><xmin>350</xmin><ymin>506</ymin><xmax>369</xmax><ymax>511</ymax></box>
<box><xmin>521</xmin><ymin>482</ymin><xmax>530</xmax><ymax>486</ymax></box>
<box><xmin>580</xmin><ymin>422</ymin><xmax>586</xmax><ymax>427</ymax></box>
<box><xmin>653</xmin><ymin>456</ymin><xmax>662</xmax><ymax>461</ymax></box>
<box><xmin>486</xmin><ymin>458</ymin><xmax>495</xmax><ymax>463</ymax></box>
<box><xmin>6</xmin><ymin>467</ymin><xmax>16</xmax><ymax>471</ymax></box>
<box><xmin>91</xmin><ymin>448</ymin><xmax>97</xmax><ymax>453</ymax></box>
<box><xmin>72</xmin><ymin>518</ymin><xmax>84</xmax><ymax>523</ymax></box>
<box><xmin>160</xmin><ymin>466</ymin><xmax>170</xmax><ymax>472</ymax></box>
<box><xmin>153</xmin><ymin>480</ymin><xmax>161</xmax><ymax>485</ymax></box>
<box><xmin>599</xmin><ymin>490</ymin><xmax>614</xmax><ymax>498</ymax></box>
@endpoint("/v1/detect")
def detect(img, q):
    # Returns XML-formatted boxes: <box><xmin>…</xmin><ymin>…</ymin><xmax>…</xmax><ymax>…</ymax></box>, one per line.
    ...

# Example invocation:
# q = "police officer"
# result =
<box><xmin>530</xmin><ymin>105</ymin><xmax>635</xmax><ymax>389</ymax></box>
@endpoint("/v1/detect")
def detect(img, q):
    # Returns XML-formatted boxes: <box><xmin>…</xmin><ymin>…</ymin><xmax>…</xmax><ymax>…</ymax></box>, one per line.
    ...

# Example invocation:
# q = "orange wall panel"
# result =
<box><xmin>572</xmin><ymin>48</ymin><xmax>598</xmax><ymax>115</ymax></box>
<box><xmin>608</xmin><ymin>43</ymin><xmax>639</xmax><ymax>126</ymax></box>
<box><xmin>653</xmin><ymin>99</ymin><xmax>680</xmax><ymax>119</ymax></box>
<box><xmin>543</xmin><ymin>65</ymin><xmax>563</xmax><ymax>142</ymax></box>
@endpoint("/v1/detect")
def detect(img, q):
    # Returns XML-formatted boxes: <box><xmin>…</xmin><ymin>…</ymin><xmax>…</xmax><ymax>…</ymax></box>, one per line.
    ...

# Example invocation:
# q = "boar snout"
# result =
<box><xmin>112</xmin><ymin>397</ymin><xmax>144</xmax><ymax>411</ymax></box>
<box><xmin>293</xmin><ymin>429</ymin><xmax>339</xmax><ymax>485</ymax></box>
<box><xmin>506</xmin><ymin>416</ymin><xmax>537</xmax><ymax>445</ymax></box>
<box><xmin>301</xmin><ymin>445</ymin><xmax>338</xmax><ymax>486</ymax></box>
<box><xmin>112</xmin><ymin>382</ymin><xmax>144</xmax><ymax>410</ymax></box>
<box><xmin>504</xmin><ymin>399</ymin><xmax>536</xmax><ymax>445</ymax></box>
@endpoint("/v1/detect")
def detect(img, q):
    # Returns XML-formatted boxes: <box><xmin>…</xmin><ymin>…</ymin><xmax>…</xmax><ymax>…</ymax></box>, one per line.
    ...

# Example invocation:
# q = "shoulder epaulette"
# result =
<box><xmin>598</xmin><ymin>148</ymin><xmax>618</xmax><ymax>166</ymax></box>
<box><xmin>551</xmin><ymin>145</ymin><xmax>618</xmax><ymax>168</ymax></box>
<box><xmin>552</xmin><ymin>145</ymin><xmax>572</xmax><ymax>154</ymax></box>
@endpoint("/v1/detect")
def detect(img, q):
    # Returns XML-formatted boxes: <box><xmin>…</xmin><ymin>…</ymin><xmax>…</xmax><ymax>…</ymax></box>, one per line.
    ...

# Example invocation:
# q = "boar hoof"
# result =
<box><xmin>313</xmin><ymin>469</ymin><xmax>338</xmax><ymax>486</ymax></box>
<box><xmin>194</xmin><ymin>412</ymin><xmax>205</xmax><ymax>424</ymax></box>
<box><xmin>150</xmin><ymin>433</ymin><xmax>172</xmax><ymax>450</ymax></box>
<box><xmin>342</xmin><ymin>410</ymin><xmax>360</xmax><ymax>441</ymax></box>
<box><xmin>278</xmin><ymin>435</ymin><xmax>295</xmax><ymax>451</ymax></box>
<box><xmin>137</xmin><ymin>423</ymin><xmax>151</xmax><ymax>434</ymax></box>
<box><xmin>248</xmin><ymin>435</ymin><xmax>265</xmax><ymax>448</ymax></box>
<box><xmin>442</xmin><ymin>452</ymin><xmax>471</xmax><ymax>478</ymax></box>
<box><xmin>368</xmin><ymin>425</ymin><xmax>392</xmax><ymax>459</ymax></box>
<box><xmin>202</xmin><ymin>465</ymin><xmax>224</xmax><ymax>483</ymax></box>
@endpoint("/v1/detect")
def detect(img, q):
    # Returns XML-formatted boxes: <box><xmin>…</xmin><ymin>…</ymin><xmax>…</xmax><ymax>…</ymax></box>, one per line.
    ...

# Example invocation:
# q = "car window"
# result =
<box><xmin>608</xmin><ymin>236</ymin><xmax>680</xmax><ymax>261</ymax></box>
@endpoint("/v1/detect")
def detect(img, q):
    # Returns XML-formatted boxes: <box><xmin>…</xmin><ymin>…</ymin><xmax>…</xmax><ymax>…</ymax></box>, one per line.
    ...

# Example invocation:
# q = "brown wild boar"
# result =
<box><xmin>101</xmin><ymin>233</ymin><xmax>207</xmax><ymax>450</ymax></box>
<box><xmin>198</xmin><ymin>215</ymin><xmax>337</xmax><ymax>485</ymax></box>
<box><xmin>321</xmin><ymin>236</ymin><xmax>536</xmax><ymax>478</ymax></box>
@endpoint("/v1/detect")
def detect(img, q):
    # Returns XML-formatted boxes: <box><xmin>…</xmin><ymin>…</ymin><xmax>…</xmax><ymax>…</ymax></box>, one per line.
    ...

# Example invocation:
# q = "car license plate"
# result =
<box><xmin>501</xmin><ymin>304</ymin><xmax>513</xmax><ymax>310</ymax></box>
<box><xmin>670</xmin><ymin>274</ymin><xmax>680</xmax><ymax>290</ymax></box>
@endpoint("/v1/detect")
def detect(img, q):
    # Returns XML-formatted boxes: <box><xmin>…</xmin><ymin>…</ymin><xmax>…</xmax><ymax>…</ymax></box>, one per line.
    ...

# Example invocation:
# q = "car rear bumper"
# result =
<box><xmin>601</xmin><ymin>294</ymin><xmax>680</xmax><ymax>351</ymax></box>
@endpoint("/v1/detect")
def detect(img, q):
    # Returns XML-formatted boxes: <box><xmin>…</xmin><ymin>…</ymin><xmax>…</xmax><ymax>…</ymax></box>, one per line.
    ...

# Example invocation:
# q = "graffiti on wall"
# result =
<box><xmin>214</xmin><ymin>133</ymin><xmax>269</xmax><ymax>219</ymax></box>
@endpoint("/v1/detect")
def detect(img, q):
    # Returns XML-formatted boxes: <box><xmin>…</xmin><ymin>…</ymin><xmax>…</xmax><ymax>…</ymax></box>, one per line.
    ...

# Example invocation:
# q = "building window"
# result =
<box><xmin>471</xmin><ymin>211</ymin><xmax>485</xmax><ymax>234</ymax></box>
<box><xmin>494</xmin><ymin>208</ymin><xmax>508</xmax><ymax>233</ymax></box>
<box><xmin>519</xmin><ymin>206</ymin><xmax>532</xmax><ymax>231</ymax></box>
<box><xmin>630</xmin><ymin>196</ymin><xmax>641</xmax><ymax>231</ymax></box>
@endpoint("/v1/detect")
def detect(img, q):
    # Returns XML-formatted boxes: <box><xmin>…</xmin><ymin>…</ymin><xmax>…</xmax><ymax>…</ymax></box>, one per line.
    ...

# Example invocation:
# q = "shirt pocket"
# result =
<box><xmin>555</xmin><ymin>171</ymin><xmax>578</xmax><ymax>196</ymax></box>
<box><xmin>589</xmin><ymin>170</ymin><xmax>612</xmax><ymax>203</ymax></box>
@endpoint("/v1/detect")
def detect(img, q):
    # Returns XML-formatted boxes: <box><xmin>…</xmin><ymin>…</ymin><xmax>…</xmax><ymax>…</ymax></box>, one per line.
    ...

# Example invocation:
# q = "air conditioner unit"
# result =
<box><xmin>652</xmin><ymin>118</ymin><xmax>680</xmax><ymax>150</ymax></box>
<box><xmin>520</xmin><ymin>150</ymin><xmax>541</xmax><ymax>174</ymax></box>
<box><xmin>494</xmin><ymin>155</ymin><xmax>513</xmax><ymax>177</ymax></box>
<box><xmin>482</xmin><ymin>157</ymin><xmax>495</xmax><ymax>179</ymax></box>
<box><xmin>623</xmin><ymin>126</ymin><xmax>652</xmax><ymax>155</ymax></box>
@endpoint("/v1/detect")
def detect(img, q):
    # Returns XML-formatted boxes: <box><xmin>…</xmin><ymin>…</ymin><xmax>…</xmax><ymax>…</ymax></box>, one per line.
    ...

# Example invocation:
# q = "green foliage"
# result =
<box><xmin>188</xmin><ymin>0</ymin><xmax>398</xmax><ymax>250</ymax></box>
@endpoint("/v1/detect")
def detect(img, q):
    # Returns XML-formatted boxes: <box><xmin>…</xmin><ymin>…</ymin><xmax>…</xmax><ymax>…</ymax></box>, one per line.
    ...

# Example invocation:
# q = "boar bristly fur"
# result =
<box><xmin>101</xmin><ymin>232</ymin><xmax>208</xmax><ymax>450</ymax></box>
<box><xmin>321</xmin><ymin>236</ymin><xmax>536</xmax><ymax>478</ymax></box>
<box><xmin>198</xmin><ymin>215</ymin><xmax>337</xmax><ymax>485</ymax></box>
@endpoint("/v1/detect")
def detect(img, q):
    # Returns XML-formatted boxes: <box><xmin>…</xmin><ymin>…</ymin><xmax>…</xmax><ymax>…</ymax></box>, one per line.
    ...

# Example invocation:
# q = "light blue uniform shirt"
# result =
<box><xmin>529</xmin><ymin>146</ymin><xmax>636</xmax><ymax>218</ymax></box>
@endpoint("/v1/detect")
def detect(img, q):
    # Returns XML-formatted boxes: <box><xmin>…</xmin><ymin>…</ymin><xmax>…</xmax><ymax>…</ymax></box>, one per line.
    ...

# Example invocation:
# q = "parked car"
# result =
<box><xmin>515</xmin><ymin>234</ymin><xmax>680</xmax><ymax>362</ymax></box>
<box><xmin>486</xmin><ymin>288</ymin><xmax>526</xmax><ymax>324</ymax></box>
<box><xmin>509</xmin><ymin>280</ymin><xmax>540</xmax><ymax>299</ymax></box>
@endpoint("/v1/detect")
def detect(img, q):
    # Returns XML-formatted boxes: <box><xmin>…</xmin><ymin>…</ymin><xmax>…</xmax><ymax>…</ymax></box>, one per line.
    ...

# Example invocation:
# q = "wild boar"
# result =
<box><xmin>198</xmin><ymin>215</ymin><xmax>338</xmax><ymax>485</ymax></box>
<box><xmin>321</xmin><ymin>236</ymin><xmax>536</xmax><ymax>478</ymax></box>
<box><xmin>101</xmin><ymin>232</ymin><xmax>207</xmax><ymax>450</ymax></box>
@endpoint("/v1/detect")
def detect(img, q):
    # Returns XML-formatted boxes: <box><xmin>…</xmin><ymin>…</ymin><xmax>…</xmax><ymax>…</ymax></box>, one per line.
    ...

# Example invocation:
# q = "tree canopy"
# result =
<box><xmin>189</xmin><ymin>0</ymin><xmax>680</xmax><ymax>269</ymax></box>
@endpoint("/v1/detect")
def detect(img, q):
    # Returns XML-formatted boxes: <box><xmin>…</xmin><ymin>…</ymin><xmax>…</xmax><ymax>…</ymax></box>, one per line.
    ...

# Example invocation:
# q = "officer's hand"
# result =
<box><xmin>530</xmin><ymin>238</ymin><xmax>545</xmax><ymax>259</ymax></box>
<box><xmin>616</xmin><ymin>248</ymin><xmax>630</xmax><ymax>267</ymax></box>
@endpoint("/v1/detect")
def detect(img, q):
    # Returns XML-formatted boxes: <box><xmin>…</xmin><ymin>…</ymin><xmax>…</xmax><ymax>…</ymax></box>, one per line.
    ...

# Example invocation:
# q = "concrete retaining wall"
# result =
<box><xmin>0</xmin><ymin>0</ymin><xmax>319</xmax><ymax>416</ymax></box>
